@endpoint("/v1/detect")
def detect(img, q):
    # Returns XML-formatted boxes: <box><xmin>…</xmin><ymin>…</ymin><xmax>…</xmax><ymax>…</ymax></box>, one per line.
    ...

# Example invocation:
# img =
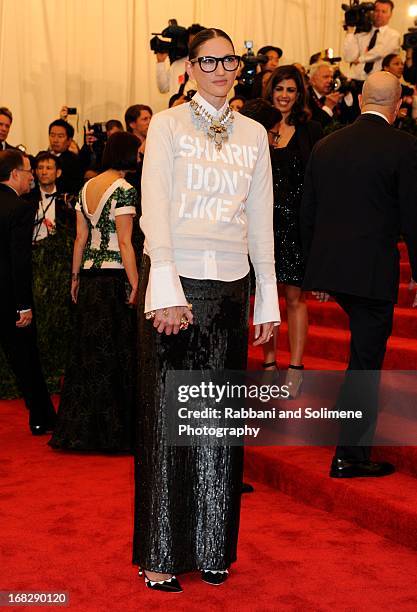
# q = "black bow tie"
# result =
<box><xmin>45</xmin><ymin>192</ymin><xmax>57</xmax><ymax>199</ymax></box>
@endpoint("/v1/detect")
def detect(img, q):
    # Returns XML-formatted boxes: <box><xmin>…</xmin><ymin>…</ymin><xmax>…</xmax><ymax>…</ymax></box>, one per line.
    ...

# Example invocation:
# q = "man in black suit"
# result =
<box><xmin>0</xmin><ymin>149</ymin><xmax>56</xmax><ymax>434</ymax></box>
<box><xmin>301</xmin><ymin>71</ymin><xmax>417</xmax><ymax>478</ymax></box>
<box><xmin>0</xmin><ymin>107</ymin><xmax>15</xmax><ymax>150</ymax></box>
<box><xmin>43</xmin><ymin>119</ymin><xmax>82</xmax><ymax>194</ymax></box>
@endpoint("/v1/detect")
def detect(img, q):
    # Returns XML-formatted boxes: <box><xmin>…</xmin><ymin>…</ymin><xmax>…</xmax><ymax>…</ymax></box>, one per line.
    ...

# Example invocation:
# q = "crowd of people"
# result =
<box><xmin>1</xmin><ymin>0</ymin><xmax>417</xmax><ymax>594</ymax></box>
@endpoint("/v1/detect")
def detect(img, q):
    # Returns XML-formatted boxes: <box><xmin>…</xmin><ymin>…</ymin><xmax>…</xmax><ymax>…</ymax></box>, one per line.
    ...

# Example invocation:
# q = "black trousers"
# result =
<box><xmin>0</xmin><ymin>307</ymin><xmax>55</xmax><ymax>427</ymax></box>
<box><xmin>332</xmin><ymin>293</ymin><xmax>394</xmax><ymax>461</ymax></box>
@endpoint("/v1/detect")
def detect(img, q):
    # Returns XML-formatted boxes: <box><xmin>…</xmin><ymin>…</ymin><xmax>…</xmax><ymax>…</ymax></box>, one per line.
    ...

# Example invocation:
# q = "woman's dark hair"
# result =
<box><xmin>265</xmin><ymin>64</ymin><xmax>311</xmax><ymax>125</ymax></box>
<box><xmin>188</xmin><ymin>28</ymin><xmax>234</xmax><ymax>60</ymax></box>
<box><xmin>229</xmin><ymin>95</ymin><xmax>246</xmax><ymax>106</ymax></box>
<box><xmin>240</xmin><ymin>98</ymin><xmax>282</xmax><ymax>131</ymax></box>
<box><xmin>101</xmin><ymin>131</ymin><xmax>140</xmax><ymax>171</ymax></box>
<box><xmin>382</xmin><ymin>53</ymin><xmax>399</xmax><ymax>69</ymax></box>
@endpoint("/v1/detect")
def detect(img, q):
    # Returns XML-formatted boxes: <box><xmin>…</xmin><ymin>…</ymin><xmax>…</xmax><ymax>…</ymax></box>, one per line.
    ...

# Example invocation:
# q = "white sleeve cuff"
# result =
<box><xmin>253</xmin><ymin>282</ymin><xmax>281</xmax><ymax>326</ymax></box>
<box><xmin>144</xmin><ymin>263</ymin><xmax>188</xmax><ymax>312</ymax></box>
<box><xmin>322</xmin><ymin>106</ymin><xmax>334</xmax><ymax>117</ymax></box>
<box><xmin>114</xmin><ymin>206</ymin><xmax>136</xmax><ymax>217</ymax></box>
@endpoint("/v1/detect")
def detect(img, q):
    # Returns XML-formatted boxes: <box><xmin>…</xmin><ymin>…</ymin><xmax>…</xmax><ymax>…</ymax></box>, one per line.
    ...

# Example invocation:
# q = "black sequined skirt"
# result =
<box><xmin>133</xmin><ymin>255</ymin><xmax>250</xmax><ymax>573</ymax></box>
<box><xmin>49</xmin><ymin>269</ymin><xmax>136</xmax><ymax>452</ymax></box>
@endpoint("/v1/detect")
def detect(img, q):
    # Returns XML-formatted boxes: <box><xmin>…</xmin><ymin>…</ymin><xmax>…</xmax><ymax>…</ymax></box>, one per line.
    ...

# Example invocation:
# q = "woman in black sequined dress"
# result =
<box><xmin>264</xmin><ymin>65</ymin><xmax>323</xmax><ymax>394</ymax></box>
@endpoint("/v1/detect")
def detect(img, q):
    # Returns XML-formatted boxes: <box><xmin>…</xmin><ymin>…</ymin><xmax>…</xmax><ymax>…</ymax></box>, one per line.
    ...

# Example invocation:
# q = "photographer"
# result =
<box><xmin>307</xmin><ymin>62</ymin><xmax>359</xmax><ymax>127</ymax></box>
<box><xmin>343</xmin><ymin>0</ymin><xmax>400</xmax><ymax>82</ymax></box>
<box><xmin>155</xmin><ymin>23</ymin><xmax>205</xmax><ymax>96</ymax></box>
<box><xmin>79</xmin><ymin>119</ymin><xmax>123</xmax><ymax>174</ymax></box>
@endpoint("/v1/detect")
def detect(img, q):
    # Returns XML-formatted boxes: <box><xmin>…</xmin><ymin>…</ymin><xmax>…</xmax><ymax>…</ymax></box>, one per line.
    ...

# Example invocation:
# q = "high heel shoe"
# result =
<box><xmin>201</xmin><ymin>569</ymin><xmax>229</xmax><ymax>585</ymax></box>
<box><xmin>138</xmin><ymin>567</ymin><xmax>183</xmax><ymax>593</ymax></box>
<box><xmin>284</xmin><ymin>365</ymin><xmax>304</xmax><ymax>399</ymax></box>
<box><xmin>262</xmin><ymin>360</ymin><xmax>278</xmax><ymax>370</ymax></box>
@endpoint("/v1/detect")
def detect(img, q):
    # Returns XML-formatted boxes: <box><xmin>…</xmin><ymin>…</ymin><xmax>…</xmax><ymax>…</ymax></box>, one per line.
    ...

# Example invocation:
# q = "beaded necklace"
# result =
<box><xmin>189</xmin><ymin>98</ymin><xmax>234</xmax><ymax>151</ymax></box>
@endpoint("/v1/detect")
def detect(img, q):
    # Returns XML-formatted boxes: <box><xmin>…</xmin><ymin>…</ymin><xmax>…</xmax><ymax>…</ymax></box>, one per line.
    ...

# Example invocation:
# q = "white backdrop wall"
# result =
<box><xmin>0</xmin><ymin>0</ymin><xmax>414</xmax><ymax>152</ymax></box>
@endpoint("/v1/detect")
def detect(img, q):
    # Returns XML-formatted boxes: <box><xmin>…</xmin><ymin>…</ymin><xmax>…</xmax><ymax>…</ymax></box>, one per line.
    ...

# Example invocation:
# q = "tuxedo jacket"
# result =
<box><xmin>300</xmin><ymin>113</ymin><xmax>417</xmax><ymax>302</ymax></box>
<box><xmin>24</xmin><ymin>186</ymin><xmax>75</xmax><ymax>235</ymax></box>
<box><xmin>0</xmin><ymin>184</ymin><xmax>34</xmax><ymax>313</ymax></box>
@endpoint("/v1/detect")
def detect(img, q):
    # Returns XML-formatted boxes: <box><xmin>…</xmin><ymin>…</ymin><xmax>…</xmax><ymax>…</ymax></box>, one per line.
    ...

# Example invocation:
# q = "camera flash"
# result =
<box><xmin>409</xmin><ymin>5</ymin><xmax>417</xmax><ymax>18</ymax></box>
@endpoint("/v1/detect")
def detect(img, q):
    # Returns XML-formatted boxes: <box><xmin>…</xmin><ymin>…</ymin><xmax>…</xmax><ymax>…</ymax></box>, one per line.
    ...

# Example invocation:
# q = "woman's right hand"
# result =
<box><xmin>71</xmin><ymin>278</ymin><xmax>80</xmax><ymax>304</ymax></box>
<box><xmin>153</xmin><ymin>306</ymin><xmax>193</xmax><ymax>335</ymax></box>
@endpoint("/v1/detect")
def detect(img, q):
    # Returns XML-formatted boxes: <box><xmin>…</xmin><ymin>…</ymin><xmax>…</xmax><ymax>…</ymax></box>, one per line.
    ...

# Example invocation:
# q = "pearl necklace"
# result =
<box><xmin>189</xmin><ymin>99</ymin><xmax>234</xmax><ymax>151</ymax></box>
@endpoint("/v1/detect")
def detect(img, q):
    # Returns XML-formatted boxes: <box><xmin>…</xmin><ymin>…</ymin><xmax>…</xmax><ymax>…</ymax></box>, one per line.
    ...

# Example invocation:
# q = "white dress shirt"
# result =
<box><xmin>156</xmin><ymin>57</ymin><xmax>197</xmax><ymax>96</ymax></box>
<box><xmin>33</xmin><ymin>186</ymin><xmax>57</xmax><ymax>242</ymax></box>
<box><xmin>343</xmin><ymin>25</ymin><xmax>401</xmax><ymax>81</ymax></box>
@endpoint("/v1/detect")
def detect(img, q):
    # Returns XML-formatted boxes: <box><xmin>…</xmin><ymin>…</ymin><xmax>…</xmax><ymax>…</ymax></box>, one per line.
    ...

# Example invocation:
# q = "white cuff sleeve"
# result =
<box><xmin>144</xmin><ymin>262</ymin><xmax>188</xmax><ymax>312</ymax></box>
<box><xmin>253</xmin><ymin>282</ymin><xmax>281</xmax><ymax>326</ymax></box>
<box><xmin>322</xmin><ymin>105</ymin><xmax>334</xmax><ymax>117</ymax></box>
<box><xmin>114</xmin><ymin>206</ymin><xmax>136</xmax><ymax>217</ymax></box>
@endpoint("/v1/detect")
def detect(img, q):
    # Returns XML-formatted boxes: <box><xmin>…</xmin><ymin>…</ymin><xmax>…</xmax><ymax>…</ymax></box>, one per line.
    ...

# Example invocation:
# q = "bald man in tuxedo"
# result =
<box><xmin>301</xmin><ymin>71</ymin><xmax>417</xmax><ymax>477</ymax></box>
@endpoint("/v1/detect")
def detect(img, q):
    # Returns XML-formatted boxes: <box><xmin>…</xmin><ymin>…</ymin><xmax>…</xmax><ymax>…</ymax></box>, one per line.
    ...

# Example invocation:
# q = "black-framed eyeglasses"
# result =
<box><xmin>16</xmin><ymin>168</ymin><xmax>33</xmax><ymax>175</ymax></box>
<box><xmin>190</xmin><ymin>55</ymin><xmax>241</xmax><ymax>73</ymax></box>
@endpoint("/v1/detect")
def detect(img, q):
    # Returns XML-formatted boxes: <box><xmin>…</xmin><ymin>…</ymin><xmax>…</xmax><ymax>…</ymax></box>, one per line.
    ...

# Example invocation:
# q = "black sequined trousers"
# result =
<box><xmin>49</xmin><ymin>269</ymin><xmax>136</xmax><ymax>452</ymax></box>
<box><xmin>133</xmin><ymin>256</ymin><xmax>250</xmax><ymax>573</ymax></box>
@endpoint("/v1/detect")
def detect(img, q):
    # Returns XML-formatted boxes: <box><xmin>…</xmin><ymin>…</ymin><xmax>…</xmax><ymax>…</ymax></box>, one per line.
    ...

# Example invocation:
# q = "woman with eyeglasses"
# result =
<box><xmin>133</xmin><ymin>28</ymin><xmax>280</xmax><ymax>593</ymax></box>
<box><xmin>262</xmin><ymin>65</ymin><xmax>323</xmax><ymax>397</ymax></box>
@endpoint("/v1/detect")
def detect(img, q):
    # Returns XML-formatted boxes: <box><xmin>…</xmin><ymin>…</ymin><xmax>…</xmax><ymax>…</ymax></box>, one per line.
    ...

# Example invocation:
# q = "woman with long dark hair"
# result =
<box><xmin>49</xmin><ymin>132</ymin><xmax>140</xmax><ymax>452</ymax></box>
<box><xmin>133</xmin><ymin>28</ymin><xmax>280</xmax><ymax>592</ymax></box>
<box><xmin>262</xmin><ymin>65</ymin><xmax>323</xmax><ymax>396</ymax></box>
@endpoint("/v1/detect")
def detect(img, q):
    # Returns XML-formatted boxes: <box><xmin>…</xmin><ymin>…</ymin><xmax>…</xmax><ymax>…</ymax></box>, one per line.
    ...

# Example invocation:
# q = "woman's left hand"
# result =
<box><xmin>253</xmin><ymin>322</ymin><xmax>275</xmax><ymax>346</ymax></box>
<box><xmin>128</xmin><ymin>285</ymin><xmax>138</xmax><ymax>306</ymax></box>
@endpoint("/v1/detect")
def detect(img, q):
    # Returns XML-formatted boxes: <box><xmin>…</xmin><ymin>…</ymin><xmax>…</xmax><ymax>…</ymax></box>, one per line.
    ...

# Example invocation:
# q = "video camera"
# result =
<box><xmin>403</xmin><ymin>23</ymin><xmax>417</xmax><ymax>51</ymax></box>
<box><xmin>332</xmin><ymin>68</ymin><xmax>359</xmax><ymax>95</ymax></box>
<box><xmin>237</xmin><ymin>41</ymin><xmax>267</xmax><ymax>88</ymax></box>
<box><xmin>150</xmin><ymin>19</ymin><xmax>189</xmax><ymax>64</ymax></box>
<box><xmin>341</xmin><ymin>1</ymin><xmax>374</xmax><ymax>33</ymax></box>
<box><xmin>84</xmin><ymin>121</ymin><xmax>107</xmax><ymax>148</ymax></box>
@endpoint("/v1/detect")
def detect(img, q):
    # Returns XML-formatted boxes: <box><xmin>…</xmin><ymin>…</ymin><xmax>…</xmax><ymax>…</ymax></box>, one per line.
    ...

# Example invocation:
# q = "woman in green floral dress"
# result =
<box><xmin>49</xmin><ymin>132</ymin><xmax>140</xmax><ymax>452</ymax></box>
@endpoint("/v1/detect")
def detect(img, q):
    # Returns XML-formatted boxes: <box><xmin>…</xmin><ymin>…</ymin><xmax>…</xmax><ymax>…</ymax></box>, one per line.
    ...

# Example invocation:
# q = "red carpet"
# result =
<box><xmin>2</xmin><ymin>399</ymin><xmax>417</xmax><ymax>611</ymax></box>
<box><xmin>2</xmin><ymin>241</ymin><xmax>417</xmax><ymax>610</ymax></box>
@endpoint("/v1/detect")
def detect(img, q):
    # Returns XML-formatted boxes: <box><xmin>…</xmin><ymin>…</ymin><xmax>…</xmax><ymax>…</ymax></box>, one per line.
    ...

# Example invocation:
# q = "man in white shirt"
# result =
<box><xmin>31</xmin><ymin>153</ymin><xmax>62</xmax><ymax>242</ymax></box>
<box><xmin>343</xmin><ymin>0</ymin><xmax>400</xmax><ymax>82</ymax></box>
<box><xmin>155</xmin><ymin>24</ymin><xmax>205</xmax><ymax>97</ymax></box>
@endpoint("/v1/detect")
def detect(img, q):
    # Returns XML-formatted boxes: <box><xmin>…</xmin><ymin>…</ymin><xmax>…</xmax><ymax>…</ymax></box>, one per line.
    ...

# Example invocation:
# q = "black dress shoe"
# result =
<box><xmin>201</xmin><ymin>569</ymin><xmax>229</xmax><ymax>585</ymax></box>
<box><xmin>330</xmin><ymin>457</ymin><xmax>395</xmax><ymax>478</ymax></box>
<box><xmin>241</xmin><ymin>482</ymin><xmax>254</xmax><ymax>494</ymax></box>
<box><xmin>30</xmin><ymin>423</ymin><xmax>55</xmax><ymax>436</ymax></box>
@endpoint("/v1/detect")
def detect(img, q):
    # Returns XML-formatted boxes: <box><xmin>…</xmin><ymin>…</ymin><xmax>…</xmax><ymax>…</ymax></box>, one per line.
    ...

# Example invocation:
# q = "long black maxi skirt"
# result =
<box><xmin>133</xmin><ymin>255</ymin><xmax>250</xmax><ymax>573</ymax></box>
<box><xmin>49</xmin><ymin>269</ymin><xmax>136</xmax><ymax>452</ymax></box>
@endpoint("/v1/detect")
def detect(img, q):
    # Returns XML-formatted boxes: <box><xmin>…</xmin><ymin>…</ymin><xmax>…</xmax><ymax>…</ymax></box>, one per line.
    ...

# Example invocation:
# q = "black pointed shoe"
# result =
<box><xmin>330</xmin><ymin>458</ymin><xmax>395</xmax><ymax>478</ymax></box>
<box><xmin>201</xmin><ymin>569</ymin><xmax>229</xmax><ymax>585</ymax></box>
<box><xmin>139</xmin><ymin>568</ymin><xmax>183</xmax><ymax>593</ymax></box>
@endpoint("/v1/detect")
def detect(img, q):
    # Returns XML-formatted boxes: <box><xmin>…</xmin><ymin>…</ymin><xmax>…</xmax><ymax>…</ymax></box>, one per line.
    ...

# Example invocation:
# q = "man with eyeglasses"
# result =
<box><xmin>0</xmin><ymin>149</ymin><xmax>56</xmax><ymax>435</ymax></box>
